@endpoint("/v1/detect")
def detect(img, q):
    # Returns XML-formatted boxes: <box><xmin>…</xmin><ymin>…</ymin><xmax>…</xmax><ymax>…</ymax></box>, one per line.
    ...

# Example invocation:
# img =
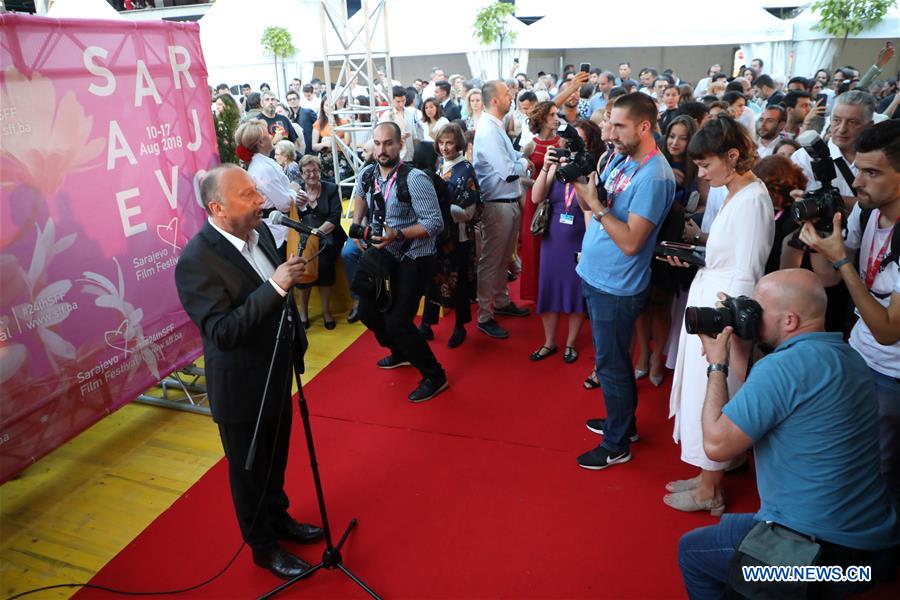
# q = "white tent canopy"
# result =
<box><xmin>47</xmin><ymin>0</ymin><xmax>123</xmax><ymax>19</ymax></box>
<box><xmin>516</xmin><ymin>0</ymin><xmax>792</xmax><ymax>49</ymax></box>
<box><xmin>790</xmin><ymin>2</ymin><xmax>900</xmax><ymax>77</ymax></box>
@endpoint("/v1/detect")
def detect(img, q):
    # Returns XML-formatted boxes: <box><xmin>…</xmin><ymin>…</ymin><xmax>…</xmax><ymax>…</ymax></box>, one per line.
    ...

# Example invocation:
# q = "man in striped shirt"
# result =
<box><xmin>351</xmin><ymin>122</ymin><xmax>448</xmax><ymax>402</ymax></box>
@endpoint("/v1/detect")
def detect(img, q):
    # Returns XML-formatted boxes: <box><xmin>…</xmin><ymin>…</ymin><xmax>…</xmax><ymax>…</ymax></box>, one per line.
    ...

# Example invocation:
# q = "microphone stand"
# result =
<box><xmin>245</xmin><ymin>234</ymin><xmax>380</xmax><ymax>600</ymax></box>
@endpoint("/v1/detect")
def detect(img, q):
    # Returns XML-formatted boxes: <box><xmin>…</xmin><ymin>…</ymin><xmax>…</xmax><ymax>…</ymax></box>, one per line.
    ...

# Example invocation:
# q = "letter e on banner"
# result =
<box><xmin>84</xmin><ymin>47</ymin><xmax>115</xmax><ymax>96</ymax></box>
<box><xmin>107</xmin><ymin>120</ymin><xmax>137</xmax><ymax>170</ymax></box>
<box><xmin>116</xmin><ymin>188</ymin><xmax>147</xmax><ymax>237</ymax></box>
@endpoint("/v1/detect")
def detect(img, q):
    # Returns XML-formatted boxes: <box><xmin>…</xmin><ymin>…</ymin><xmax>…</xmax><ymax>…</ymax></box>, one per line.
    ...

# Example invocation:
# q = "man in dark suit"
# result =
<box><xmin>435</xmin><ymin>81</ymin><xmax>461</xmax><ymax>122</ymax></box>
<box><xmin>175</xmin><ymin>164</ymin><xmax>323</xmax><ymax>579</ymax></box>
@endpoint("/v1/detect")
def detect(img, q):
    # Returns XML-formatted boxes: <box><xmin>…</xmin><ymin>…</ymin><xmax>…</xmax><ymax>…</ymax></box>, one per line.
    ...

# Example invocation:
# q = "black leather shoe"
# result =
<box><xmin>494</xmin><ymin>301</ymin><xmax>530</xmax><ymax>317</ymax></box>
<box><xmin>408</xmin><ymin>375</ymin><xmax>448</xmax><ymax>403</ymax></box>
<box><xmin>347</xmin><ymin>306</ymin><xmax>359</xmax><ymax>323</ymax></box>
<box><xmin>477</xmin><ymin>318</ymin><xmax>509</xmax><ymax>339</ymax></box>
<box><xmin>252</xmin><ymin>546</ymin><xmax>311</xmax><ymax>579</ymax></box>
<box><xmin>275</xmin><ymin>519</ymin><xmax>324</xmax><ymax>544</ymax></box>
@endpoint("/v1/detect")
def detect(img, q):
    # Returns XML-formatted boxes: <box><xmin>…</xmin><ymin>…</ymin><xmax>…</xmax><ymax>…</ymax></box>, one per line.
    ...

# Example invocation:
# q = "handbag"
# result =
<box><xmin>350</xmin><ymin>246</ymin><xmax>396</xmax><ymax>312</ymax></box>
<box><xmin>727</xmin><ymin>520</ymin><xmax>822</xmax><ymax>599</ymax></box>
<box><xmin>530</xmin><ymin>198</ymin><xmax>550</xmax><ymax>237</ymax></box>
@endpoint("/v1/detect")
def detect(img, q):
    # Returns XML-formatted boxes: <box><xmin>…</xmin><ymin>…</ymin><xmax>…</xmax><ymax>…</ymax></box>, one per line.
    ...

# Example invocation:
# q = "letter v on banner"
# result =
<box><xmin>155</xmin><ymin>165</ymin><xmax>178</xmax><ymax>210</ymax></box>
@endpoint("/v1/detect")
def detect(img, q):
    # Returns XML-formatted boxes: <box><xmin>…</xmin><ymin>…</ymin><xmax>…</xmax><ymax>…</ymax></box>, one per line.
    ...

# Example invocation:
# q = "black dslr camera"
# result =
<box><xmin>684</xmin><ymin>295</ymin><xmax>763</xmax><ymax>341</ymax></box>
<box><xmin>348</xmin><ymin>189</ymin><xmax>386</xmax><ymax>244</ymax></box>
<box><xmin>788</xmin><ymin>130</ymin><xmax>846</xmax><ymax>248</ymax></box>
<box><xmin>549</xmin><ymin>123</ymin><xmax>596</xmax><ymax>184</ymax></box>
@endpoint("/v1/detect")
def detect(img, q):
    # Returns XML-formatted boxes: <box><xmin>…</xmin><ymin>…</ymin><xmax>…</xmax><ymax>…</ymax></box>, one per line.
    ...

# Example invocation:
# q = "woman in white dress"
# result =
<box><xmin>664</xmin><ymin>115</ymin><xmax>775</xmax><ymax>515</ymax></box>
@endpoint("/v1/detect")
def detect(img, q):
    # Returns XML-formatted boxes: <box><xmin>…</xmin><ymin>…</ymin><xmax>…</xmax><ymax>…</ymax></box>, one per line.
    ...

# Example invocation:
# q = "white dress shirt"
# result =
<box><xmin>208</xmin><ymin>219</ymin><xmax>287</xmax><ymax>297</ymax></box>
<box><xmin>248</xmin><ymin>153</ymin><xmax>296</xmax><ymax>248</ymax></box>
<box><xmin>790</xmin><ymin>139</ymin><xmax>858</xmax><ymax>197</ymax></box>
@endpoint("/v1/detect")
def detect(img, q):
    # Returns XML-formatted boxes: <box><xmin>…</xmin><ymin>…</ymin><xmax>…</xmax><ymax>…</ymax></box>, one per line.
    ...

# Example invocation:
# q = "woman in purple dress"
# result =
<box><xmin>527</xmin><ymin>123</ymin><xmax>597</xmax><ymax>363</ymax></box>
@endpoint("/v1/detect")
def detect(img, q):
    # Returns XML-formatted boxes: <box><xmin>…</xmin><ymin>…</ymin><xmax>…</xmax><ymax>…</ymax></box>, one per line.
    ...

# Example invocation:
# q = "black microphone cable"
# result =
<box><xmin>6</xmin><ymin>369</ymin><xmax>296</xmax><ymax>600</ymax></box>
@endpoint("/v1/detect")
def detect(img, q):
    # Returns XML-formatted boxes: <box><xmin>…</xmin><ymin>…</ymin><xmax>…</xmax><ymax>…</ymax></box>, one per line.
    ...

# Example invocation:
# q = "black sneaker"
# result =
<box><xmin>494</xmin><ymin>302</ymin><xmax>530</xmax><ymax>317</ymax></box>
<box><xmin>477</xmin><ymin>318</ymin><xmax>509</xmax><ymax>339</ymax></box>
<box><xmin>585</xmin><ymin>418</ymin><xmax>639</xmax><ymax>443</ymax></box>
<box><xmin>377</xmin><ymin>355</ymin><xmax>411</xmax><ymax>369</ymax></box>
<box><xmin>577</xmin><ymin>445</ymin><xmax>632</xmax><ymax>470</ymax></box>
<box><xmin>408</xmin><ymin>375</ymin><xmax>448</xmax><ymax>403</ymax></box>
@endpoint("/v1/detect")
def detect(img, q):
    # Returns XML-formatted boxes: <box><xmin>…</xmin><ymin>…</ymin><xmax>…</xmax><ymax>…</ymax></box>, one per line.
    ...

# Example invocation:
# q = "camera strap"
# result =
<box><xmin>865</xmin><ymin>210</ymin><xmax>899</xmax><ymax>288</ymax></box>
<box><xmin>608</xmin><ymin>148</ymin><xmax>658</xmax><ymax>206</ymax></box>
<box><xmin>832</xmin><ymin>156</ymin><xmax>857</xmax><ymax>196</ymax></box>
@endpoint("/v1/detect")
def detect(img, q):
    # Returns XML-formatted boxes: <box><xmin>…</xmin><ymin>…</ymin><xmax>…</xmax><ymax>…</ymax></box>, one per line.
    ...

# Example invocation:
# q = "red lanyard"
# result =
<box><xmin>563</xmin><ymin>183</ymin><xmax>576</xmax><ymax>214</ymax></box>
<box><xmin>608</xmin><ymin>148</ymin><xmax>658</xmax><ymax>205</ymax></box>
<box><xmin>375</xmin><ymin>169</ymin><xmax>399</xmax><ymax>201</ymax></box>
<box><xmin>865</xmin><ymin>210</ymin><xmax>898</xmax><ymax>288</ymax></box>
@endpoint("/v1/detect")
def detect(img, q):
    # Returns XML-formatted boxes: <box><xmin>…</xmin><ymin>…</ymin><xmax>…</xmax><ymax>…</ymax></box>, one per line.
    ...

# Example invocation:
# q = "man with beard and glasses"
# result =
<box><xmin>351</xmin><ymin>122</ymin><xmax>448</xmax><ymax>402</ymax></box>
<box><xmin>258</xmin><ymin>91</ymin><xmax>298</xmax><ymax>150</ymax></box>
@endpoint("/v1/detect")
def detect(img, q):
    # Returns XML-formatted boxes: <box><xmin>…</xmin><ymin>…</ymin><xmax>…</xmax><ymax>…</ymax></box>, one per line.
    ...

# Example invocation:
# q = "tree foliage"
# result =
<box><xmin>215</xmin><ymin>98</ymin><xmax>240</xmax><ymax>165</ymax></box>
<box><xmin>260</xmin><ymin>26</ymin><xmax>296</xmax><ymax>59</ymax></box>
<box><xmin>812</xmin><ymin>0</ymin><xmax>892</xmax><ymax>38</ymax></box>
<box><xmin>473</xmin><ymin>2</ymin><xmax>517</xmax><ymax>46</ymax></box>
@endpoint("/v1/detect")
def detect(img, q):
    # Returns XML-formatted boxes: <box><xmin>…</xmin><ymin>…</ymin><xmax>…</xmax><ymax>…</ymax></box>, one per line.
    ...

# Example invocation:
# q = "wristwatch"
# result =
<box><xmin>593</xmin><ymin>207</ymin><xmax>610</xmax><ymax>222</ymax></box>
<box><xmin>395</xmin><ymin>228</ymin><xmax>406</xmax><ymax>242</ymax></box>
<box><xmin>707</xmin><ymin>363</ymin><xmax>729</xmax><ymax>377</ymax></box>
<box><xmin>832</xmin><ymin>256</ymin><xmax>852</xmax><ymax>270</ymax></box>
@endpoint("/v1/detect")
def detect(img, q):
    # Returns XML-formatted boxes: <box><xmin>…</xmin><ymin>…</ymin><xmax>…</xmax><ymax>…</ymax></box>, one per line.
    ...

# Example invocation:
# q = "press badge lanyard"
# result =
<box><xmin>607</xmin><ymin>147</ymin><xmax>658</xmax><ymax>206</ymax></box>
<box><xmin>375</xmin><ymin>169</ymin><xmax>399</xmax><ymax>202</ymax></box>
<box><xmin>559</xmin><ymin>184</ymin><xmax>577</xmax><ymax>225</ymax></box>
<box><xmin>865</xmin><ymin>210</ymin><xmax>898</xmax><ymax>288</ymax></box>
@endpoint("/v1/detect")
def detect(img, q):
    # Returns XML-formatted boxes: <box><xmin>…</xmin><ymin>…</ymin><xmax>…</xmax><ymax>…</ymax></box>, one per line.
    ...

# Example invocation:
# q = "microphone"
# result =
<box><xmin>269</xmin><ymin>212</ymin><xmax>325</xmax><ymax>238</ymax></box>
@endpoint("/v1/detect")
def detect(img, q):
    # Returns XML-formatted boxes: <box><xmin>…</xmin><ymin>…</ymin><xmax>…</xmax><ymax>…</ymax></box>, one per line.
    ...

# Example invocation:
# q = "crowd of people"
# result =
<box><xmin>198</xmin><ymin>45</ymin><xmax>900</xmax><ymax>595</ymax></box>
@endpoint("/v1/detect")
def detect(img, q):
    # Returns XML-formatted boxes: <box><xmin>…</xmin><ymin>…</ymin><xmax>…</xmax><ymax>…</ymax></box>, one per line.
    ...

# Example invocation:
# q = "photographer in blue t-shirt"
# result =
<box><xmin>678</xmin><ymin>269</ymin><xmax>900</xmax><ymax>600</ymax></box>
<box><xmin>572</xmin><ymin>92</ymin><xmax>675</xmax><ymax>470</ymax></box>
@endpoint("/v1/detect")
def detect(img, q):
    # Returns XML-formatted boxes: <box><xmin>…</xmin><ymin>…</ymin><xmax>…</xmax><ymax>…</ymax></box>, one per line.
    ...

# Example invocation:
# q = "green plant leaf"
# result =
<box><xmin>472</xmin><ymin>2</ymin><xmax>517</xmax><ymax>46</ymax></box>
<box><xmin>812</xmin><ymin>0</ymin><xmax>892</xmax><ymax>38</ymax></box>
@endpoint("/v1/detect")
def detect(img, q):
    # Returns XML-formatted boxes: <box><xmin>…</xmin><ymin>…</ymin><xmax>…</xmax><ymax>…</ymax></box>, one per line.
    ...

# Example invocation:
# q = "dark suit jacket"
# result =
<box><xmin>441</xmin><ymin>99</ymin><xmax>461</xmax><ymax>122</ymax></box>
<box><xmin>175</xmin><ymin>221</ymin><xmax>308</xmax><ymax>424</ymax></box>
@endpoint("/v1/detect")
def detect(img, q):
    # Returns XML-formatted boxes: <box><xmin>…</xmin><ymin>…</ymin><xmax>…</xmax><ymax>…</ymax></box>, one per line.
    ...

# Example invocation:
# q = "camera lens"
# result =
<box><xmin>684</xmin><ymin>306</ymin><xmax>731</xmax><ymax>336</ymax></box>
<box><xmin>791</xmin><ymin>197</ymin><xmax>820</xmax><ymax>222</ymax></box>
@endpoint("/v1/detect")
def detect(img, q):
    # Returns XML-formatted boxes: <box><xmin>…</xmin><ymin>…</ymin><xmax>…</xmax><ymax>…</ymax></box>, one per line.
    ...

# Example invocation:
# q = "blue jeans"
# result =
<box><xmin>678</xmin><ymin>513</ymin><xmax>756</xmax><ymax>600</ymax></box>
<box><xmin>582</xmin><ymin>281</ymin><xmax>648</xmax><ymax>453</ymax></box>
<box><xmin>874</xmin><ymin>368</ymin><xmax>900</xmax><ymax>500</ymax></box>
<box><xmin>341</xmin><ymin>238</ymin><xmax>364</xmax><ymax>301</ymax></box>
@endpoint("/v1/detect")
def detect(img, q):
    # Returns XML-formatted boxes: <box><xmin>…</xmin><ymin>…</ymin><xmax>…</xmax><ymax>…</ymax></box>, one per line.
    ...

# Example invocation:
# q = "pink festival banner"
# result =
<box><xmin>0</xmin><ymin>14</ymin><xmax>218</xmax><ymax>482</ymax></box>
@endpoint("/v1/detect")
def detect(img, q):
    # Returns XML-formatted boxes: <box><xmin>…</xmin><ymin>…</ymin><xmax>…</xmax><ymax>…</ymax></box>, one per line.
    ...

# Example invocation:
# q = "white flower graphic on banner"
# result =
<box><xmin>0</xmin><ymin>67</ymin><xmax>106</xmax><ymax>198</ymax></box>
<box><xmin>80</xmin><ymin>258</ymin><xmax>163</xmax><ymax>381</ymax></box>
<box><xmin>0</xmin><ymin>219</ymin><xmax>78</xmax><ymax>385</ymax></box>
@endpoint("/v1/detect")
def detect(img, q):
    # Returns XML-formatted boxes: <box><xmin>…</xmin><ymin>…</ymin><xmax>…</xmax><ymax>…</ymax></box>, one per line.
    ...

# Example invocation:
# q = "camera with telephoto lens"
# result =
<box><xmin>348</xmin><ymin>190</ymin><xmax>386</xmax><ymax>244</ymax></box>
<box><xmin>684</xmin><ymin>295</ymin><xmax>763</xmax><ymax>341</ymax></box>
<box><xmin>787</xmin><ymin>130</ymin><xmax>846</xmax><ymax>249</ymax></box>
<box><xmin>551</xmin><ymin>123</ymin><xmax>596</xmax><ymax>184</ymax></box>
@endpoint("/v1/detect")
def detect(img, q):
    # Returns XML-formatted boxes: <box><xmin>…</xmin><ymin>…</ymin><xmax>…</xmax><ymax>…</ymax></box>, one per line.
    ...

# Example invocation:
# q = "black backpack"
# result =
<box><xmin>360</xmin><ymin>163</ymin><xmax>454</xmax><ymax>247</ymax></box>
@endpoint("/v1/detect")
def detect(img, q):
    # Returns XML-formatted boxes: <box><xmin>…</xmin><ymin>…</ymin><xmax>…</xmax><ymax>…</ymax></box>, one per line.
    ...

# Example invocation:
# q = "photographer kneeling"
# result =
<box><xmin>678</xmin><ymin>269</ymin><xmax>899</xmax><ymax>600</ymax></box>
<box><xmin>350</xmin><ymin>122</ymin><xmax>448</xmax><ymax>403</ymax></box>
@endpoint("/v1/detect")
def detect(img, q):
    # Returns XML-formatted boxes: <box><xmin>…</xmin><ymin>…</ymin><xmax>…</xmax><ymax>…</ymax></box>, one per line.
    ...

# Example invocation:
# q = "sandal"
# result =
<box><xmin>583</xmin><ymin>371</ymin><xmax>601</xmax><ymax>389</ymax></box>
<box><xmin>529</xmin><ymin>345</ymin><xmax>557</xmax><ymax>361</ymax></box>
<box><xmin>563</xmin><ymin>346</ymin><xmax>578</xmax><ymax>363</ymax></box>
<box><xmin>663</xmin><ymin>489</ymin><xmax>725</xmax><ymax>517</ymax></box>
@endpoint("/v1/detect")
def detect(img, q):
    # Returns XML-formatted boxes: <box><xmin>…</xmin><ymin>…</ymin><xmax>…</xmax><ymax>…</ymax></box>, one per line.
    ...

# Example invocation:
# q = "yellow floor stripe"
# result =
<box><xmin>1</xmin><ymin>309</ymin><xmax>365</xmax><ymax>598</ymax></box>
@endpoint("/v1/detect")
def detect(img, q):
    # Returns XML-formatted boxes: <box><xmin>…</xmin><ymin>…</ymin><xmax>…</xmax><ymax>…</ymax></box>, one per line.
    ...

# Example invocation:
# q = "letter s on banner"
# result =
<box><xmin>84</xmin><ymin>47</ymin><xmax>115</xmax><ymax>96</ymax></box>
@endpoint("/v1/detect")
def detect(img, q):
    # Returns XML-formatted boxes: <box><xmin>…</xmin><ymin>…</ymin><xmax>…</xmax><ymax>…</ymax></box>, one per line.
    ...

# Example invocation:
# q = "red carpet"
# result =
<box><xmin>77</xmin><ymin>295</ymin><xmax>765</xmax><ymax>599</ymax></box>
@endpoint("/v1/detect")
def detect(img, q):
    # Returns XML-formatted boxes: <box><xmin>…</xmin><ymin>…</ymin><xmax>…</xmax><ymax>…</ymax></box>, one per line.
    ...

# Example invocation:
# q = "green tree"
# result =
<box><xmin>260</xmin><ymin>26</ymin><xmax>296</xmax><ymax>97</ymax></box>
<box><xmin>812</xmin><ymin>0</ymin><xmax>893</xmax><ymax>62</ymax></box>
<box><xmin>214</xmin><ymin>96</ymin><xmax>240</xmax><ymax>165</ymax></box>
<box><xmin>473</xmin><ymin>2</ymin><xmax>517</xmax><ymax>76</ymax></box>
